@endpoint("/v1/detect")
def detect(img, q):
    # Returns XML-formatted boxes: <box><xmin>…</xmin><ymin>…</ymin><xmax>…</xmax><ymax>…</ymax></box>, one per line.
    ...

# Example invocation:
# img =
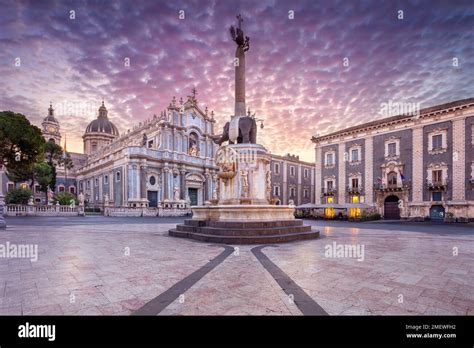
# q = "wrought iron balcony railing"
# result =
<box><xmin>426</xmin><ymin>179</ymin><xmax>448</xmax><ymax>190</ymax></box>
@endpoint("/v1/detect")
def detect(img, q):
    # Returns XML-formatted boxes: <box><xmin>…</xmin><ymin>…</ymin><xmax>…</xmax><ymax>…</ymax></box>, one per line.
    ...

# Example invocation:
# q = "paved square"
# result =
<box><xmin>1</xmin><ymin>217</ymin><xmax>473</xmax><ymax>315</ymax></box>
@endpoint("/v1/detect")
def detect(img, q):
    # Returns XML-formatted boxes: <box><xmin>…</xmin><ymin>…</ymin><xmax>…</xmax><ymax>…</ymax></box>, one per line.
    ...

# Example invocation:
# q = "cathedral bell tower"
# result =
<box><xmin>42</xmin><ymin>103</ymin><xmax>61</xmax><ymax>144</ymax></box>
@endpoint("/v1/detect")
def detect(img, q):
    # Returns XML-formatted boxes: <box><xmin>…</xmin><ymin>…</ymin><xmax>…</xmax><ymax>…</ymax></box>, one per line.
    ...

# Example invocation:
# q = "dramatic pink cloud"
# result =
<box><xmin>0</xmin><ymin>0</ymin><xmax>473</xmax><ymax>161</ymax></box>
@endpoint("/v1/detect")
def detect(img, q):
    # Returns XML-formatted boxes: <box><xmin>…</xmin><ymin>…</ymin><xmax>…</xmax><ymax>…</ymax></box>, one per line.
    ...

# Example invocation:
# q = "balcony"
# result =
<box><xmin>346</xmin><ymin>186</ymin><xmax>364</xmax><ymax>195</ymax></box>
<box><xmin>426</xmin><ymin>179</ymin><xmax>448</xmax><ymax>191</ymax></box>
<box><xmin>374</xmin><ymin>180</ymin><xmax>411</xmax><ymax>192</ymax></box>
<box><xmin>321</xmin><ymin>187</ymin><xmax>337</xmax><ymax>196</ymax></box>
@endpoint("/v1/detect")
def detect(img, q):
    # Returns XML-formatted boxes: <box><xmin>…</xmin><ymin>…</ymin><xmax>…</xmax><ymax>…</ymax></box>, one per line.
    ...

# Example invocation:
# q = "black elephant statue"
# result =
<box><xmin>212</xmin><ymin>116</ymin><xmax>257</xmax><ymax>145</ymax></box>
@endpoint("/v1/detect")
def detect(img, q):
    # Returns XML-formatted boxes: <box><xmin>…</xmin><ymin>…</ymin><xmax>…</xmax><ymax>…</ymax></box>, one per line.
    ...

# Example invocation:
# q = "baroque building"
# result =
<box><xmin>270</xmin><ymin>154</ymin><xmax>315</xmax><ymax>206</ymax></box>
<box><xmin>312</xmin><ymin>98</ymin><xmax>474</xmax><ymax>221</ymax></box>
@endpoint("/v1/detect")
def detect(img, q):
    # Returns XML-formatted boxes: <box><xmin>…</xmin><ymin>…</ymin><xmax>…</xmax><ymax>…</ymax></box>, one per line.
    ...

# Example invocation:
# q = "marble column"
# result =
<box><xmin>163</xmin><ymin>167</ymin><xmax>169</xmax><ymax>200</ymax></box>
<box><xmin>140</xmin><ymin>165</ymin><xmax>147</xmax><ymax>200</ymax></box>
<box><xmin>180</xmin><ymin>169</ymin><xmax>187</xmax><ymax>200</ymax></box>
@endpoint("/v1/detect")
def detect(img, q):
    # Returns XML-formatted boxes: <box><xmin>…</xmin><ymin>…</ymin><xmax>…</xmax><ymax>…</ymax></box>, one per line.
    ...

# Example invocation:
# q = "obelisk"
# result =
<box><xmin>231</xmin><ymin>14</ymin><xmax>250</xmax><ymax>117</ymax></box>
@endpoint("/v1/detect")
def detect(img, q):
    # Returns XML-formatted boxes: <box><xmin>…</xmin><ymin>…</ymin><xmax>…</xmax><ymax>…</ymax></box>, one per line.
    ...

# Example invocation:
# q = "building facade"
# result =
<box><xmin>312</xmin><ymin>98</ymin><xmax>474</xmax><ymax>221</ymax></box>
<box><xmin>1</xmin><ymin>92</ymin><xmax>313</xmax><ymax>210</ymax></box>
<box><xmin>270</xmin><ymin>154</ymin><xmax>315</xmax><ymax>205</ymax></box>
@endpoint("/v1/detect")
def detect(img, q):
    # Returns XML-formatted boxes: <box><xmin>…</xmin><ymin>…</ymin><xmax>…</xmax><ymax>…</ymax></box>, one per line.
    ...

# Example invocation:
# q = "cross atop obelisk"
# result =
<box><xmin>229</xmin><ymin>14</ymin><xmax>250</xmax><ymax>117</ymax></box>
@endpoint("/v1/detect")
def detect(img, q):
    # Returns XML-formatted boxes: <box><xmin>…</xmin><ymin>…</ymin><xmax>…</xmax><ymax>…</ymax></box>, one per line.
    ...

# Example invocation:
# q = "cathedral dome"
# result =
<box><xmin>84</xmin><ymin>101</ymin><xmax>119</xmax><ymax>136</ymax></box>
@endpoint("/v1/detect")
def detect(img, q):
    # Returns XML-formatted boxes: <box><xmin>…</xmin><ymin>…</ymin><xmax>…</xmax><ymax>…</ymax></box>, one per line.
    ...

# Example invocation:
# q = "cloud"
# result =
<box><xmin>0</xmin><ymin>0</ymin><xmax>473</xmax><ymax>161</ymax></box>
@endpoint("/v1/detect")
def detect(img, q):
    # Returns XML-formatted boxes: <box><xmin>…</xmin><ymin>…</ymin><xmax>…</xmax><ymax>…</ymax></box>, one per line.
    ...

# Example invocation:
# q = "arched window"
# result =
<box><xmin>116</xmin><ymin>171</ymin><xmax>121</xmax><ymax>182</ymax></box>
<box><xmin>387</xmin><ymin>171</ymin><xmax>398</xmax><ymax>187</ymax></box>
<box><xmin>91</xmin><ymin>142</ymin><xmax>97</xmax><ymax>153</ymax></box>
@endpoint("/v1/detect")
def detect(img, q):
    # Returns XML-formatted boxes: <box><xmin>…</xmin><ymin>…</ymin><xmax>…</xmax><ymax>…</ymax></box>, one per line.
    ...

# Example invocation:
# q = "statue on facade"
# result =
<box><xmin>47</xmin><ymin>188</ymin><xmax>54</xmax><ymax>205</ymax></box>
<box><xmin>173</xmin><ymin>186</ymin><xmax>180</xmax><ymax>201</ymax></box>
<box><xmin>78</xmin><ymin>192</ymin><xmax>85</xmax><ymax>206</ymax></box>
<box><xmin>142</xmin><ymin>133</ymin><xmax>147</xmax><ymax>146</ymax></box>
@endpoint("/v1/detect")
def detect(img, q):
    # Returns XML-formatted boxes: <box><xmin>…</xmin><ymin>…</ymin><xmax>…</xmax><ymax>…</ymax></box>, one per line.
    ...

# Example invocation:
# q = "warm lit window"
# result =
<box><xmin>20</xmin><ymin>183</ymin><xmax>28</xmax><ymax>190</ymax></box>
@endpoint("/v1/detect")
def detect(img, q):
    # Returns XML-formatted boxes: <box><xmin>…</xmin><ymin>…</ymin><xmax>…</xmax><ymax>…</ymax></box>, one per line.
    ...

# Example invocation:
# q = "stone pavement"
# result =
<box><xmin>0</xmin><ymin>217</ymin><xmax>473</xmax><ymax>315</ymax></box>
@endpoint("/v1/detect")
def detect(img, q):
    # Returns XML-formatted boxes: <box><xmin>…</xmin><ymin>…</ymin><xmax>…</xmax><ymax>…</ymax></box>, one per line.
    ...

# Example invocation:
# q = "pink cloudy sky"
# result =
<box><xmin>0</xmin><ymin>0</ymin><xmax>473</xmax><ymax>161</ymax></box>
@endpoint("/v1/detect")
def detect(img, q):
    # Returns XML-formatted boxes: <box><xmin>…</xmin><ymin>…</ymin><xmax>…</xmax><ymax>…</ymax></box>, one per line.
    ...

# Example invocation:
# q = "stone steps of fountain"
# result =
<box><xmin>183</xmin><ymin>219</ymin><xmax>304</xmax><ymax>228</ymax></box>
<box><xmin>176</xmin><ymin>223</ymin><xmax>312</xmax><ymax>236</ymax></box>
<box><xmin>168</xmin><ymin>228</ymin><xmax>320</xmax><ymax>244</ymax></box>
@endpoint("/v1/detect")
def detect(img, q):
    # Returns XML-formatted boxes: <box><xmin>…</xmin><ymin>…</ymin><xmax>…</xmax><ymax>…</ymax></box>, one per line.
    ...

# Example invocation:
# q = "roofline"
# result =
<box><xmin>311</xmin><ymin>97</ymin><xmax>474</xmax><ymax>142</ymax></box>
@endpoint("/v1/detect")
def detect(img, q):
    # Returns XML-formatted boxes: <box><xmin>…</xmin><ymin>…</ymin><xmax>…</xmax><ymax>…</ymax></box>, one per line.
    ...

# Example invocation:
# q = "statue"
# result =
<box><xmin>142</xmin><ymin>133</ymin><xmax>147</xmax><ymax>146</ymax></box>
<box><xmin>212</xmin><ymin>14</ymin><xmax>257</xmax><ymax>146</ymax></box>
<box><xmin>173</xmin><ymin>186</ymin><xmax>180</xmax><ymax>201</ymax></box>
<box><xmin>189</xmin><ymin>133</ymin><xmax>199</xmax><ymax>156</ymax></box>
<box><xmin>78</xmin><ymin>193</ymin><xmax>85</xmax><ymax>206</ymax></box>
<box><xmin>240</xmin><ymin>169</ymin><xmax>249</xmax><ymax>198</ymax></box>
<box><xmin>288</xmin><ymin>199</ymin><xmax>295</xmax><ymax>207</ymax></box>
<box><xmin>104</xmin><ymin>193</ymin><xmax>109</xmax><ymax>206</ymax></box>
<box><xmin>28</xmin><ymin>196</ymin><xmax>34</xmax><ymax>206</ymax></box>
<box><xmin>47</xmin><ymin>188</ymin><xmax>54</xmax><ymax>205</ymax></box>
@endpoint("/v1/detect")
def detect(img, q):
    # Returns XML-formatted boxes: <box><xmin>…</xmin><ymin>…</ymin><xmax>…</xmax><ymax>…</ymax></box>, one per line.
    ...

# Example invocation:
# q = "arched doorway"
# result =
<box><xmin>384</xmin><ymin>195</ymin><xmax>400</xmax><ymax>220</ymax></box>
<box><xmin>430</xmin><ymin>205</ymin><xmax>445</xmax><ymax>220</ymax></box>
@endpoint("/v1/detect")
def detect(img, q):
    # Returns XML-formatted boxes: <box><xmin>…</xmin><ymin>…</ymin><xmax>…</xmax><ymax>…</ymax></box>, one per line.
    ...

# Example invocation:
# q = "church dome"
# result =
<box><xmin>84</xmin><ymin>101</ymin><xmax>119</xmax><ymax>136</ymax></box>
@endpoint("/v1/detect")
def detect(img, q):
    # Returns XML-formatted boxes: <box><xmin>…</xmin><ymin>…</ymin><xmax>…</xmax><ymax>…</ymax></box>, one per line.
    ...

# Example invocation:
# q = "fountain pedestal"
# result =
<box><xmin>169</xmin><ymin>144</ymin><xmax>320</xmax><ymax>244</ymax></box>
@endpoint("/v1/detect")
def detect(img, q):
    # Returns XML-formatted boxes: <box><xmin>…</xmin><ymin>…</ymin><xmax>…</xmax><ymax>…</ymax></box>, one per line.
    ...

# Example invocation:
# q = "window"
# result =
<box><xmin>432</xmin><ymin>170</ymin><xmax>442</xmax><ymax>183</ymax></box>
<box><xmin>432</xmin><ymin>134</ymin><xmax>443</xmax><ymax>150</ymax></box>
<box><xmin>387</xmin><ymin>171</ymin><xmax>398</xmax><ymax>187</ymax></box>
<box><xmin>303</xmin><ymin>189</ymin><xmax>309</xmax><ymax>198</ymax></box>
<box><xmin>35</xmin><ymin>185</ymin><xmax>40</xmax><ymax>193</ymax></box>
<box><xmin>351</xmin><ymin>149</ymin><xmax>359</xmax><ymax>162</ymax></box>
<box><xmin>273</xmin><ymin>186</ymin><xmax>280</xmax><ymax>196</ymax></box>
<box><xmin>387</xmin><ymin>143</ymin><xmax>397</xmax><ymax>156</ymax></box>
<box><xmin>432</xmin><ymin>191</ymin><xmax>442</xmax><ymax>201</ymax></box>
<box><xmin>290</xmin><ymin>166</ymin><xmax>295</xmax><ymax>176</ymax></box>
<box><xmin>327</xmin><ymin>180</ymin><xmax>334</xmax><ymax>190</ymax></box>
<box><xmin>290</xmin><ymin>187</ymin><xmax>296</xmax><ymax>197</ymax></box>
<box><xmin>149</xmin><ymin>176</ymin><xmax>156</xmax><ymax>186</ymax></box>
<box><xmin>325</xmin><ymin>196</ymin><xmax>335</xmax><ymax>218</ymax></box>
<box><xmin>349</xmin><ymin>195</ymin><xmax>361</xmax><ymax>218</ymax></box>
<box><xmin>20</xmin><ymin>183</ymin><xmax>28</xmax><ymax>190</ymax></box>
<box><xmin>86</xmin><ymin>180</ymin><xmax>90</xmax><ymax>189</ymax></box>
<box><xmin>148</xmin><ymin>140</ymin><xmax>154</xmax><ymax>149</ymax></box>
<box><xmin>116</xmin><ymin>171</ymin><xmax>121</xmax><ymax>182</ymax></box>
<box><xmin>95</xmin><ymin>178</ymin><xmax>98</xmax><ymax>186</ymax></box>
<box><xmin>304</xmin><ymin>168</ymin><xmax>309</xmax><ymax>178</ymax></box>
<box><xmin>79</xmin><ymin>182</ymin><xmax>83</xmax><ymax>191</ymax></box>
<box><xmin>325</xmin><ymin>153</ymin><xmax>334</xmax><ymax>166</ymax></box>
<box><xmin>59</xmin><ymin>186</ymin><xmax>65</xmax><ymax>192</ymax></box>
<box><xmin>351</xmin><ymin>178</ymin><xmax>359</xmax><ymax>188</ymax></box>
<box><xmin>69</xmin><ymin>187</ymin><xmax>75</xmax><ymax>194</ymax></box>
<box><xmin>274</xmin><ymin>163</ymin><xmax>280</xmax><ymax>174</ymax></box>
<box><xmin>91</xmin><ymin>142</ymin><xmax>97</xmax><ymax>153</ymax></box>
<box><xmin>7</xmin><ymin>183</ymin><xmax>14</xmax><ymax>191</ymax></box>
<box><xmin>104</xmin><ymin>175</ymin><xmax>109</xmax><ymax>185</ymax></box>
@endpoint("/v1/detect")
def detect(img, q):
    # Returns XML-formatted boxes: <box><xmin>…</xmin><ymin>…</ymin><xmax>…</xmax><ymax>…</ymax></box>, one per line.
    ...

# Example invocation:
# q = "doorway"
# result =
<box><xmin>188</xmin><ymin>188</ymin><xmax>198</xmax><ymax>206</ymax></box>
<box><xmin>147</xmin><ymin>191</ymin><xmax>158</xmax><ymax>207</ymax></box>
<box><xmin>429</xmin><ymin>205</ymin><xmax>445</xmax><ymax>220</ymax></box>
<box><xmin>384</xmin><ymin>195</ymin><xmax>400</xmax><ymax>220</ymax></box>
